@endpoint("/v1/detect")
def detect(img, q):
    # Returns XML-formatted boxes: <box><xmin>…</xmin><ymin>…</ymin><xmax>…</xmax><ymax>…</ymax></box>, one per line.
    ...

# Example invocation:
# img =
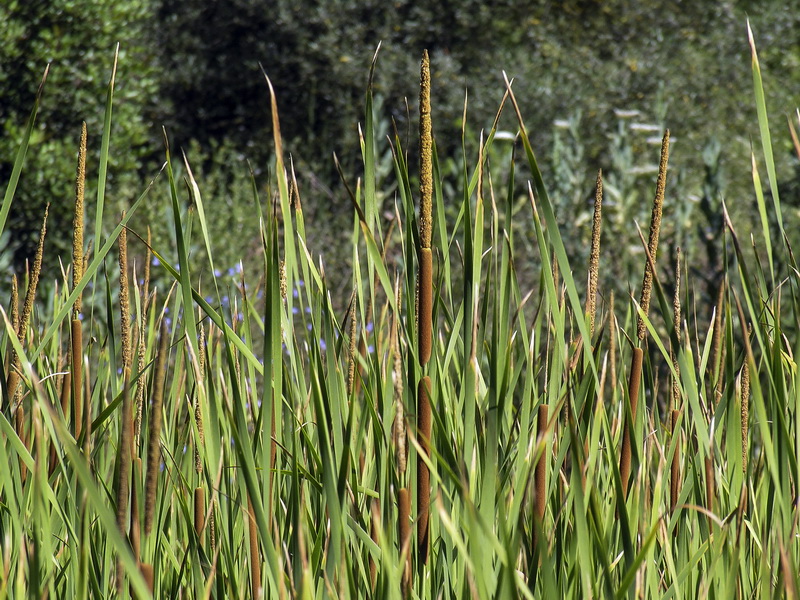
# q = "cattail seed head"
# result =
<box><xmin>10</xmin><ymin>274</ymin><xmax>19</xmax><ymax>334</ymax></box>
<box><xmin>119</xmin><ymin>218</ymin><xmax>132</xmax><ymax>375</ymax></box>
<box><xmin>586</xmin><ymin>170</ymin><xmax>602</xmax><ymax>337</ymax></box>
<box><xmin>637</xmin><ymin>130</ymin><xmax>670</xmax><ymax>341</ymax></box>
<box><xmin>73</xmin><ymin>122</ymin><xmax>87</xmax><ymax>317</ymax></box>
<box><xmin>419</xmin><ymin>50</ymin><xmax>433</xmax><ymax>250</ymax></box>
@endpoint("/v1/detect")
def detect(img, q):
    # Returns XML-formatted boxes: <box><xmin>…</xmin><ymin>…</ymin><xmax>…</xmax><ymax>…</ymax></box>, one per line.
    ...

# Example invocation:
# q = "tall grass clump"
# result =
<box><xmin>2</xmin><ymin>24</ymin><xmax>800</xmax><ymax>600</ymax></box>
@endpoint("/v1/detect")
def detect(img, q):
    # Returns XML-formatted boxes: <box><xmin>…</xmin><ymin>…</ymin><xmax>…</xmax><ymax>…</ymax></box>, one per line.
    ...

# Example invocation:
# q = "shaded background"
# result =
<box><xmin>1</xmin><ymin>0</ymin><xmax>799</xmax><ymax>307</ymax></box>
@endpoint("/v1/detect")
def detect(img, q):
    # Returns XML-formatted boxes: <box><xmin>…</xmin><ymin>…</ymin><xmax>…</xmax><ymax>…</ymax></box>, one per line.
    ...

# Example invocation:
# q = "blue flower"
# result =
<box><xmin>320</xmin><ymin>339</ymin><xmax>327</xmax><ymax>351</ymax></box>
<box><xmin>152</xmin><ymin>257</ymin><xmax>160</xmax><ymax>266</ymax></box>
<box><xmin>214</xmin><ymin>269</ymin><xmax>222</xmax><ymax>277</ymax></box>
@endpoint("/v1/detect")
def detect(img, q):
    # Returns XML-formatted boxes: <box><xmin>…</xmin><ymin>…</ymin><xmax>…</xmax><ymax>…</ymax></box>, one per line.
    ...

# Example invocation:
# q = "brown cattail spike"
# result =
<box><xmin>620</xmin><ymin>347</ymin><xmax>644</xmax><ymax>497</ymax></box>
<box><xmin>586</xmin><ymin>170</ymin><xmax>602</xmax><ymax>338</ymax></box>
<box><xmin>637</xmin><ymin>130</ymin><xmax>670</xmax><ymax>341</ymax></box>
<box><xmin>398</xmin><ymin>488</ymin><xmax>411</xmax><ymax>597</ymax></box>
<box><xmin>194</xmin><ymin>487</ymin><xmax>205</xmax><ymax>538</ymax></box>
<box><xmin>73</xmin><ymin>122</ymin><xmax>87</xmax><ymax>317</ymax></box>
<box><xmin>418</xmin><ymin>248</ymin><xmax>433</xmax><ymax>365</ymax></box>
<box><xmin>144</xmin><ymin>319</ymin><xmax>169</xmax><ymax>536</ymax></box>
<box><xmin>248</xmin><ymin>495</ymin><xmax>261</xmax><ymax>598</ymax></box>
<box><xmin>417</xmin><ymin>375</ymin><xmax>432</xmax><ymax>563</ymax></box>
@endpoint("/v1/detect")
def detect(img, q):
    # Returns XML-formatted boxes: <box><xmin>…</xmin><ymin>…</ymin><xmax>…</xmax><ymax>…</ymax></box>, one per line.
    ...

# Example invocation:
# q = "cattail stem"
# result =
<box><xmin>620</xmin><ymin>347</ymin><xmax>643</xmax><ymax>497</ymax></box>
<box><xmin>144</xmin><ymin>320</ymin><xmax>169</xmax><ymax>536</ymax></box>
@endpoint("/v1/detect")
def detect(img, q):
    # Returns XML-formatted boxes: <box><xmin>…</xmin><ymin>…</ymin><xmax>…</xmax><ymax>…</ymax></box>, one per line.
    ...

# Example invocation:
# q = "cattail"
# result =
<box><xmin>637</xmin><ymin>130</ymin><xmax>670</xmax><ymax>341</ymax></box>
<box><xmin>144</xmin><ymin>319</ymin><xmax>169</xmax><ymax>536</ymax></box>
<box><xmin>194</xmin><ymin>487</ymin><xmax>205</xmax><ymax>538</ymax></box>
<box><xmin>670</xmin><ymin>249</ymin><xmax>682</xmax><ymax>513</ymax></box>
<box><xmin>671</xmin><ymin>248</ymin><xmax>682</xmax><ymax>411</ymax></box>
<box><xmin>195</xmin><ymin>324</ymin><xmax>206</xmax><ymax>474</ymax></box>
<box><xmin>7</xmin><ymin>205</ymin><xmax>49</xmax><ymax>401</ymax></box>
<box><xmin>73</xmin><ymin>122</ymin><xmax>87</xmax><ymax>318</ymax></box>
<box><xmin>248</xmin><ymin>495</ymin><xmax>261</xmax><ymax>599</ymax></box>
<box><xmin>139</xmin><ymin>562</ymin><xmax>154</xmax><ymax>594</ymax></box>
<box><xmin>398</xmin><ymin>488</ymin><xmax>411</xmax><ymax>597</ymax></box>
<box><xmin>705</xmin><ymin>451</ymin><xmax>715</xmax><ymax>530</ymax></box>
<box><xmin>72</xmin><ymin>127</ymin><xmax>86</xmax><ymax>438</ymax></box>
<box><xmin>586</xmin><ymin>170</ymin><xmax>602</xmax><ymax>338</ymax></box>
<box><xmin>416</xmin><ymin>49</ymin><xmax>434</xmax><ymax>566</ymax></box>
<box><xmin>115</xmin><ymin>381</ymin><xmax>133</xmax><ymax>591</ymax></box>
<box><xmin>119</xmin><ymin>218</ymin><xmax>132</xmax><ymax>375</ymax></box>
<box><xmin>620</xmin><ymin>347</ymin><xmax>644</xmax><ymax>497</ymax></box>
<box><xmin>130</xmin><ymin>457</ymin><xmax>142</xmax><ymax>557</ymax></box>
<box><xmin>418</xmin><ymin>50</ymin><xmax>433</xmax><ymax>251</ymax></box>
<box><xmin>741</xmin><ymin>359</ymin><xmax>750</xmax><ymax>475</ymax></box>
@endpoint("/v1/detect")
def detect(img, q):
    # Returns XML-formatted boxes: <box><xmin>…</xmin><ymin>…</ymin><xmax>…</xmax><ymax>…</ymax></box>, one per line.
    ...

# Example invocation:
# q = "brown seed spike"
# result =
<box><xmin>10</xmin><ymin>274</ymin><xmax>19</xmax><ymax>334</ymax></box>
<box><xmin>398</xmin><ymin>487</ymin><xmax>412</xmax><ymax>597</ymax></box>
<box><xmin>586</xmin><ymin>170</ymin><xmax>602</xmax><ymax>338</ymax></box>
<box><xmin>637</xmin><ymin>130</ymin><xmax>670</xmax><ymax>341</ymax></box>
<box><xmin>419</xmin><ymin>50</ymin><xmax>433</xmax><ymax>250</ymax></box>
<box><xmin>73</xmin><ymin>122</ymin><xmax>87</xmax><ymax>317</ymax></box>
<box><xmin>534</xmin><ymin>405</ymin><xmax>548</xmax><ymax>523</ymax></box>
<box><xmin>620</xmin><ymin>346</ymin><xmax>644</xmax><ymax>497</ymax></box>
<box><xmin>418</xmin><ymin>248</ymin><xmax>433</xmax><ymax>366</ymax></box>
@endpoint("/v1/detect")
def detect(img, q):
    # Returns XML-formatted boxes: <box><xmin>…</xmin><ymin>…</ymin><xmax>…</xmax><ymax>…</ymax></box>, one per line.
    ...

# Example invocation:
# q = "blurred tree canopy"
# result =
<box><xmin>2</xmin><ymin>0</ymin><xmax>799</xmax><ymax>285</ymax></box>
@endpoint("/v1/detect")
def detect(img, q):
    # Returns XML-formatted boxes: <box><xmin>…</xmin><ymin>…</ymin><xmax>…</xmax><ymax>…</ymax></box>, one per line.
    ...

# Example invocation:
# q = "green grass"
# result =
<box><xmin>1</xmin><ymin>28</ymin><xmax>799</xmax><ymax>599</ymax></box>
